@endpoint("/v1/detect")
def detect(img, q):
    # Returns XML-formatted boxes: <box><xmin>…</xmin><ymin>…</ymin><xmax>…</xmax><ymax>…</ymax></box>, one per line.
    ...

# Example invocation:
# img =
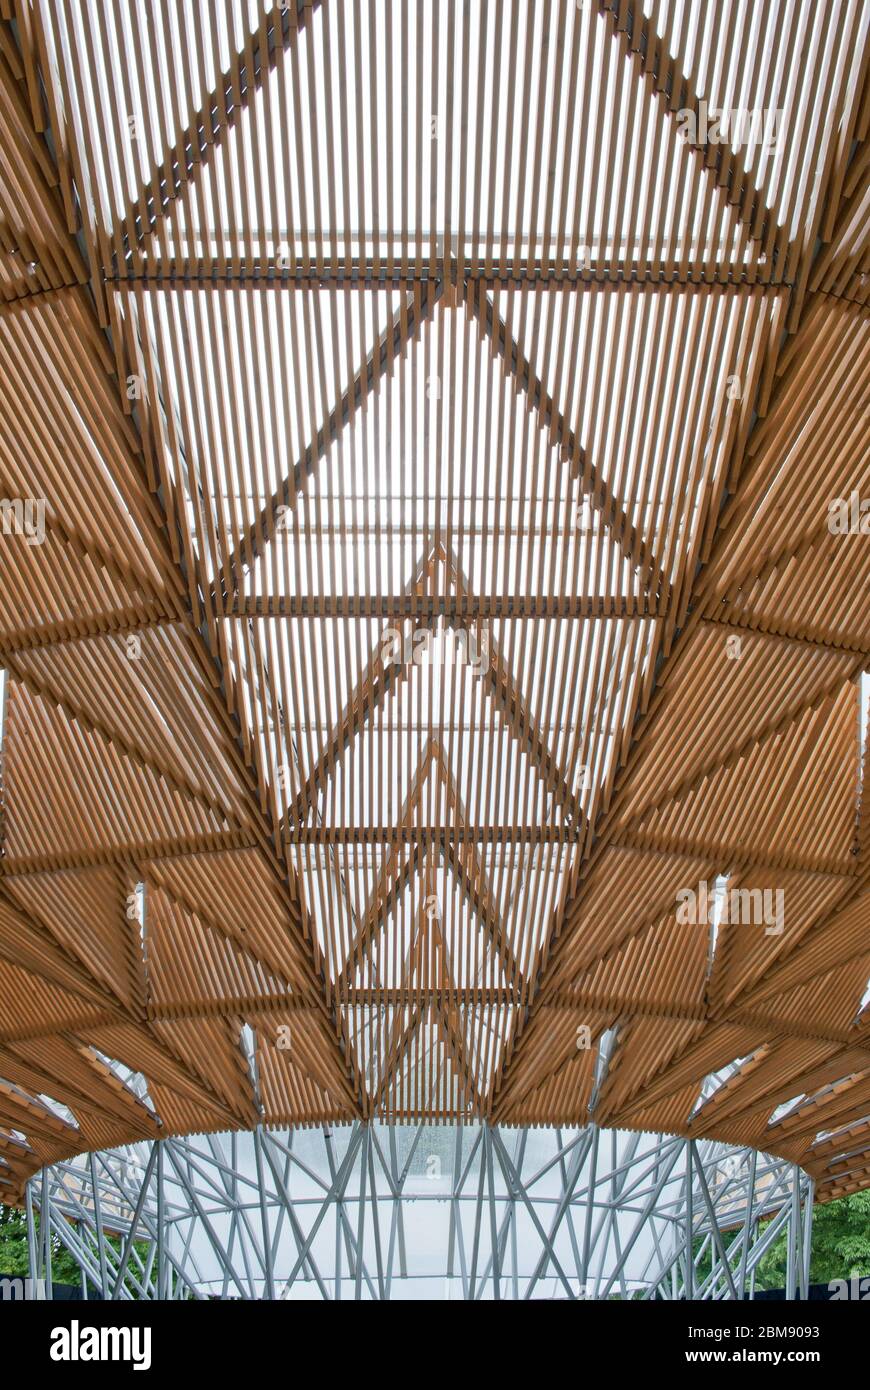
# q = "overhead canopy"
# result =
<box><xmin>0</xmin><ymin>0</ymin><xmax>868</xmax><ymax>1204</ymax></box>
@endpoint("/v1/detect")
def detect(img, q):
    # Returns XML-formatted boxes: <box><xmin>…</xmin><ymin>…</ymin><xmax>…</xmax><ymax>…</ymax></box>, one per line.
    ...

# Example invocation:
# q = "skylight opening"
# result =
<box><xmin>93</xmin><ymin>1047</ymin><xmax>155</xmax><ymax>1115</ymax></box>
<box><xmin>37</xmin><ymin>1095</ymin><xmax>78</xmax><ymax>1127</ymax></box>
<box><xmin>704</xmin><ymin>873</ymin><xmax>728</xmax><ymax>976</ymax></box>
<box><xmin>769</xmin><ymin>1095</ymin><xmax>806</xmax><ymax>1125</ymax></box>
<box><xmin>131</xmin><ymin>882</ymin><xmax>146</xmax><ymax>967</ymax></box>
<box><xmin>689</xmin><ymin>1052</ymin><xmax>751</xmax><ymax>1117</ymax></box>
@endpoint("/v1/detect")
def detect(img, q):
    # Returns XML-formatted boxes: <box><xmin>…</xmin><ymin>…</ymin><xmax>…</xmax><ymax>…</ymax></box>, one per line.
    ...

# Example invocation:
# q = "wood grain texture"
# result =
<box><xmin>0</xmin><ymin>1</ymin><xmax>867</xmax><ymax>1206</ymax></box>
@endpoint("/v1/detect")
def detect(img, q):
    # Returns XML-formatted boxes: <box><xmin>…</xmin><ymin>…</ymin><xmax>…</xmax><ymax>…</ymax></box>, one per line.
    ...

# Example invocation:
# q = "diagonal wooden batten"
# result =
<box><xmin>597</xmin><ymin>1</ymin><xmax>775</xmax><ymax>266</ymax></box>
<box><xmin>217</xmin><ymin>282</ymin><xmax>442</xmax><ymax>594</ymax></box>
<box><xmin>114</xmin><ymin>1</ymin><xmax>326</xmax><ymax>260</ymax></box>
<box><xmin>463</xmin><ymin>278</ymin><xmax>669</xmax><ymax>598</ymax></box>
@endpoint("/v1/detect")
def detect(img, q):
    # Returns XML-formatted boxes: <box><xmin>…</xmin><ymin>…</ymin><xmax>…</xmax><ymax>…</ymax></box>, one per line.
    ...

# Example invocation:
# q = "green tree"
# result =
<box><xmin>0</xmin><ymin>1202</ymin><xmax>152</xmax><ymax>1294</ymax></box>
<box><xmin>697</xmin><ymin>1191</ymin><xmax>870</xmax><ymax>1292</ymax></box>
<box><xmin>793</xmin><ymin>1190</ymin><xmax>870</xmax><ymax>1286</ymax></box>
<box><xmin>0</xmin><ymin>1203</ymin><xmax>83</xmax><ymax>1284</ymax></box>
<box><xmin>750</xmin><ymin>1193</ymin><xmax>870</xmax><ymax>1290</ymax></box>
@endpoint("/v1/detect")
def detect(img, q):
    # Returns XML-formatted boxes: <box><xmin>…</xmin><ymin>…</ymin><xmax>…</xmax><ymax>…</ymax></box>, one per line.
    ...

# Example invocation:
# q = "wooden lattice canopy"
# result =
<box><xmin>0</xmin><ymin>1</ymin><xmax>869</xmax><ymax>1205</ymax></box>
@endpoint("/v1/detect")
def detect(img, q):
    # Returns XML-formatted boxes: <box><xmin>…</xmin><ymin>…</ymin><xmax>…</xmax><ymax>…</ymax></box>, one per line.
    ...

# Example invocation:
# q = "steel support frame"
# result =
<box><xmin>27</xmin><ymin>1124</ymin><xmax>814</xmax><ymax>1302</ymax></box>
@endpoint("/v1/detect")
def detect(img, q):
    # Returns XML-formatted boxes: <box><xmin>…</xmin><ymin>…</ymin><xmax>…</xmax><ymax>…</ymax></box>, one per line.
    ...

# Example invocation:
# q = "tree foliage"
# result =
<box><xmin>0</xmin><ymin>1203</ymin><xmax>82</xmax><ymax>1283</ymax></box>
<box><xmin>0</xmin><ymin>1202</ymin><xmax>151</xmax><ymax>1293</ymax></box>
<box><xmin>754</xmin><ymin>1190</ymin><xmax>870</xmax><ymax>1289</ymax></box>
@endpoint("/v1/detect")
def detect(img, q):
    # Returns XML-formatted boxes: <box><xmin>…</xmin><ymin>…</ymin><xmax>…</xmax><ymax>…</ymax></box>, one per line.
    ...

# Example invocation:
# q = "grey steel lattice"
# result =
<box><xmin>26</xmin><ymin>1122</ymin><xmax>813</xmax><ymax>1301</ymax></box>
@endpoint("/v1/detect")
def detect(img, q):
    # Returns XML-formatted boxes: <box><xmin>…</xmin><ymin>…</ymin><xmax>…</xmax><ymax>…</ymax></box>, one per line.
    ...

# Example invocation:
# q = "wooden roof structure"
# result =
<box><xmin>0</xmin><ymin>0</ymin><xmax>869</xmax><ymax>1206</ymax></box>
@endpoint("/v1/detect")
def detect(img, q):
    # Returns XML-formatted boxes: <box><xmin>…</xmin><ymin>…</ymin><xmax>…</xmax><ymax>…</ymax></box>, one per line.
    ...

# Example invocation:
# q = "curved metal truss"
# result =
<box><xmin>27</xmin><ymin>1123</ymin><xmax>813</xmax><ymax>1302</ymax></box>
